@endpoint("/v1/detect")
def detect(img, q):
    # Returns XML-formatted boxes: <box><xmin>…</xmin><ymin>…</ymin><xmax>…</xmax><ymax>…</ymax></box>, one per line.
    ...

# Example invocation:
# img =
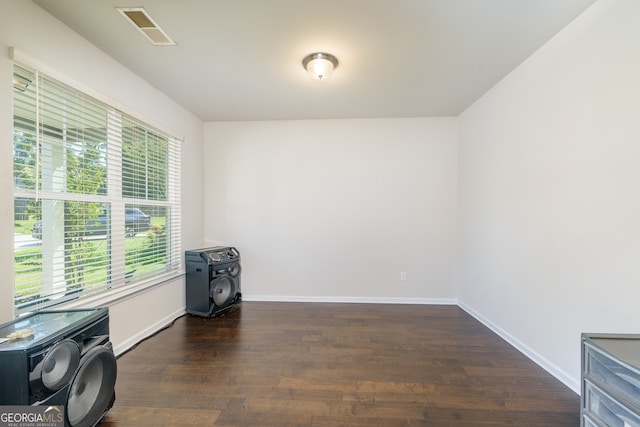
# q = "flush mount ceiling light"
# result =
<box><xmin>302</xmin><ymin>52</ymin><xmax>339</xmax><ymax>81</ymax></box>
<box><xmin>117</xmin><ymin>7</ymin><xmax>175</xmax><ymax>46</ymax></box>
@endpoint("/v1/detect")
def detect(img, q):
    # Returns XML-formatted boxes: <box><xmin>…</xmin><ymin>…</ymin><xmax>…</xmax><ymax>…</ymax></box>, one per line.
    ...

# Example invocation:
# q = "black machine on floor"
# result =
<box><xmin>185</xmin><ymin>246</ymin><xmax>242</xmax><ymax>317</ymax></box>
<box><xmin>0</xmin><ymin>308</ymin><xmax>117</xmax><ymax>427</ymax></box>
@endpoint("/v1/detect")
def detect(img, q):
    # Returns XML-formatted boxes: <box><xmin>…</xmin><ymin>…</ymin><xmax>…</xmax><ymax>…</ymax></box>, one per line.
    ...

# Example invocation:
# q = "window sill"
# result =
<box><xmin>49</xmin><ymin>270</ymin><xmax>186</xmax><ymax>312</ymax></box>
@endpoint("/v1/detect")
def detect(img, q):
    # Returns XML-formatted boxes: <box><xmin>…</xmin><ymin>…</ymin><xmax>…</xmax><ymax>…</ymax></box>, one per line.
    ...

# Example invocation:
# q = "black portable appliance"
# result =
<box><xmin>185</xmin><ymin>246</ymin><xmax>242</xmax><ymax>317</ymax></box>
<box><xmin>0</xmin><ymin>308</ymin><xmax>117</xmax><ymax>427</ymax></box>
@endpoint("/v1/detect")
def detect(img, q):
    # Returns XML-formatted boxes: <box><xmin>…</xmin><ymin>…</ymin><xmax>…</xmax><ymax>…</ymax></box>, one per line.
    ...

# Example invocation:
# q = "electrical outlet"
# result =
<box><xmin>400</xmin><ymin>272</ymin><xmax>407</xmax><ymax>281</ymax></box>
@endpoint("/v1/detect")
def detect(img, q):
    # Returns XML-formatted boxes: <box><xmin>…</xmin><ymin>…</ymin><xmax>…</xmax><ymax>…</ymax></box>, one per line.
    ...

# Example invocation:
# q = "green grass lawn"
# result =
<box><xmin>14</xmin><ymin>218</ymin><xmax>37</xmax><ymax>235</ymax></box>
<box><xmin>13</xmin><ymin>217</ymin><xmax>169</xmax><ymax>306</ymax></box>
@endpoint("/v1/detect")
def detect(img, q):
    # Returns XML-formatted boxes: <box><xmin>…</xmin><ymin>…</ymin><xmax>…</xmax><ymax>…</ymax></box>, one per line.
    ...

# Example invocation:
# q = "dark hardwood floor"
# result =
<box><xmin>101</xmin><ymin>302</ymin><xmax>579</xmax><ymax>426</ymax></box>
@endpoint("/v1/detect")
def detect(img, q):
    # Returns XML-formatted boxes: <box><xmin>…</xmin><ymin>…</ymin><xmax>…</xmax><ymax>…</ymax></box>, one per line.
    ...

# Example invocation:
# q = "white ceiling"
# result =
<box><xmin>33</xmin><ymin>0</ymin><xmax>597</xmax><ymax>122</ymax></box>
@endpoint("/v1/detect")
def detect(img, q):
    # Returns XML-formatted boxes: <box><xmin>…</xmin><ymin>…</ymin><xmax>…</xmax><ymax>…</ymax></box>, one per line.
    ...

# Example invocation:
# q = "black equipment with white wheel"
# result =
<box><xmin>0</xmin><ymin>308</ymin><xmax>117</xmax><ymax>427</ymax></box>
<box><xmin>185</xmin><ymin>246</ymin><xmax>242</xmax><ymax>317</ymax></box>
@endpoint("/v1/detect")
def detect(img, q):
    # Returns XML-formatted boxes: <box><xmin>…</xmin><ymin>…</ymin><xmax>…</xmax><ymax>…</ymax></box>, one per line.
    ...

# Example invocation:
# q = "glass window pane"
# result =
<box><xmin>14</xmin><ymin>197</ymin><xmax>43</xmax><ymax>312</ymax></box>
<box><xmin>122</xmin><ymin>121</ymin><xmax>168</xmax><ymax>201</ymax></box>
<box><xmin>13</xmin><ymin>63</ymin><xmax>181</xmax><ymax>314</ymax></box>
<box><xmin>125</xmin><ymin>204</ymin><xmax>169</xmax><ymax>281</ymax></box>
<box><xmin>62</xmin><ymin>201</ymin><xmax>111</xmax><ymax>292</ymax></box>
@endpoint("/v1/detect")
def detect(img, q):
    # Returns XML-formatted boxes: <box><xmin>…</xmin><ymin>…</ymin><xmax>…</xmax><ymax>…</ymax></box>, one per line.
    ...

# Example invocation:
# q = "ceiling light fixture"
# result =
<box><xmin>302</xmin><ymin>52</ymin><xmax>339</xmax><ymax>81</ymax></box>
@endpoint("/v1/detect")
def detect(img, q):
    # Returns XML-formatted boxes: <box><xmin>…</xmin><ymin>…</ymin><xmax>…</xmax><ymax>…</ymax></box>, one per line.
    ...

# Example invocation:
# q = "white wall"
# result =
<box><xmin>458</xmin><ymin>0</ymin><xmax>640</xmax><ymax>392</ymax></box>
<box><xmin>0</xmin><ymin>1</ymin><xmax>204</xmax><ymax>353</ymax></box>
<box><xmin>204</xmin><ymin>118</ymin><xmax>458</xmax><ymax>303</ymax></box>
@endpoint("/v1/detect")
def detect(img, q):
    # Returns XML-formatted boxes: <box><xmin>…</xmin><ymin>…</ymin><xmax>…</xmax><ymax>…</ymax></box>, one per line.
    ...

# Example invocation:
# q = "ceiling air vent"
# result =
<box><xmin>117</xmin><ymin>7</ymin><xmax>175</xmax><ymax>46</ymax></box>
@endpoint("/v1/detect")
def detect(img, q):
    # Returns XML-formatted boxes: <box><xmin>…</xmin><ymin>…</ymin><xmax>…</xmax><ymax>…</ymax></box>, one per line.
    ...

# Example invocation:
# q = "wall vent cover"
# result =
<box><xmin>117</xmin><ymin>7</ymin><xmax>175</xmax><ymax>46</ymax></box>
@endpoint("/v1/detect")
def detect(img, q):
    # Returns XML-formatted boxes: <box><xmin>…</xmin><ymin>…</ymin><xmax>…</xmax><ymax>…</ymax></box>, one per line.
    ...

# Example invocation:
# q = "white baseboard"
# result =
<box><xmin>113</xmin><ymin>307</ymin><xmax>185</xmax><ymax>357</ymax></box>
<box><xmin>457</xmin><ymin>300</ymin><xmax>579</xmax><ymax>394</ymax></box>
<box><xmin>242</xmin><ymin>294</ymin><xmax>458</xmax><ymax>305</ymax></box>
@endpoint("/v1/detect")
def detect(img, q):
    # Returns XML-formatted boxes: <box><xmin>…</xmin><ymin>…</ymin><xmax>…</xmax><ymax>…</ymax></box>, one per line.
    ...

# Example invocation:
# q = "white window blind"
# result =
<box><xmin>13</xmin><ymin>63</ymin><xmax>182</xmax><ymax>315</ymax></box>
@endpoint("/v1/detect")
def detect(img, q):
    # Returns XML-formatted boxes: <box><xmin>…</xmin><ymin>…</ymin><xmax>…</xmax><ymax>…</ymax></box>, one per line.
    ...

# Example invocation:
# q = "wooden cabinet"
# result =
<box><xmin>582</xmin><ymin>333</ymin><xmax>640</xmax><ymax>426</ymax></box>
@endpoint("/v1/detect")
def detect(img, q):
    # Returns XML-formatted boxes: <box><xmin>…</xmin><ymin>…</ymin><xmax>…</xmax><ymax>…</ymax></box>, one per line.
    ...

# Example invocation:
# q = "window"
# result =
<box><xmin>13</xmin><ymin>64</ymin><xmax>181</xmax><ymax>315</ymax></box>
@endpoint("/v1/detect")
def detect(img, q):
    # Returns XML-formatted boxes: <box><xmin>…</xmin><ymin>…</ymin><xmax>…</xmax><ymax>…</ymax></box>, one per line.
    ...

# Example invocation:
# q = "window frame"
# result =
<box><xmin>12</xmin><ymin>52</ymin><xmax>183</xmax><ymax>315</ymax></box>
